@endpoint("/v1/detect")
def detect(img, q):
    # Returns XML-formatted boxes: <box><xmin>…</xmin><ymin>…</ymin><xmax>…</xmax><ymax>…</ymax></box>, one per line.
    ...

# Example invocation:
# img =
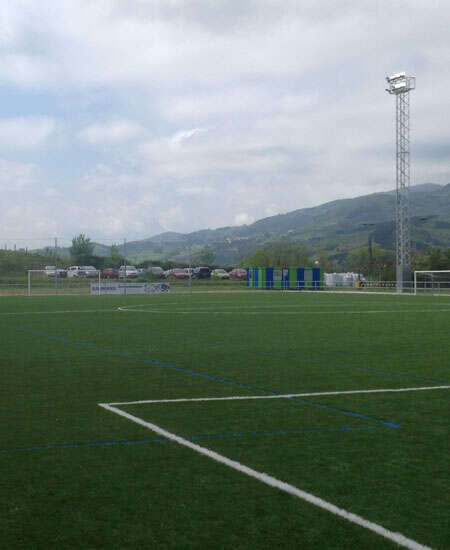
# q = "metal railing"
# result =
<box><xmin>2</xmin><ymin>275</ymin><xmax>450</xmax><ymax>296</ymax></box>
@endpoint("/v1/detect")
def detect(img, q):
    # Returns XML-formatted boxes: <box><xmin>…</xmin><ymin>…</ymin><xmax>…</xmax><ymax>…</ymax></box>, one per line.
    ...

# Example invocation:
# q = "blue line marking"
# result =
<box><xmin>0</xmin><ymin>423</ymin><xmax>398</xmax><ymax>454</ymax></box>
<box><xmin>16</xmin><ymin>327</ymin><xmax>272</xmax><ymax>395</ymax></box>
<box><xmin>287</xmin><ymin>397</ymin><xmax>401</xmax><ymax>428</ymax></box>
<box><xmin>59</xmin><ymin>316</ymin><xmax>446</xmax><ymax>385</ymax></box>
<box><xmin>172</xmin><ymin>340</ymin><xmax>447</xmax><ymax>385</ymax></box>
<box><xmin>16</xmin><ymin>327</ymin><xmax>400</xmax><ymax>427</ymax></box>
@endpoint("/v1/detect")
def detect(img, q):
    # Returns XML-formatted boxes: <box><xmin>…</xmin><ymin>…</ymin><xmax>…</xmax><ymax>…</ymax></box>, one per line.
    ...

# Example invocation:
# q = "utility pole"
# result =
<box><xmin>386</xmin><ymin>72</ymin><xmax>416</xmax><ymax>292</ymax></box>
<box><xmin>54</xmin><ymin>236</ymin><xmax>58</xmax><ymax>295</ymax></box>
<box><xmin>188</xmin><ymin>238</ymin><xmax>192</xmax><ymax>294</ymax></box>
<box><xmin>361</xmin><ymin>223</ymin><xmax>376</xmax><ymax>280</ymax></box>
<box><xmin>123</xmin><ymin>238</ymin><xmax>127</xmax><ymax>295</ymax></box>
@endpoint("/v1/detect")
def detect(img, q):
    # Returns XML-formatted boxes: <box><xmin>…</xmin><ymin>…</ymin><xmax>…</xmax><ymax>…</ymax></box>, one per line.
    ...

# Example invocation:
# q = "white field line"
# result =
<box><xmin>152</xmin><ymin>289</ymin><xmax>450</xmax><ymax>297</ymax></box>
<box><xmin>0</xmin><ymin>308</ymin><xmax>117</xmax><ymax>316</ymax></box>
<box><xmin>118</xmin><ymin>306</ymin><xmax>450</xmax><ymax>315</ymax></box>
<box><xmin>107</xmin><ymin>385</ymin><xmax>450</xmax><ymax>406</ymax></box>
<box><xmin>99</xmin><ymin>402</ymin><xmax>432</xmax><ymax>550</ymax></box>
<box><xmin>118</xmin><ymin>302</ymin><xmax>450</xmax><ymax>310</ymax></box>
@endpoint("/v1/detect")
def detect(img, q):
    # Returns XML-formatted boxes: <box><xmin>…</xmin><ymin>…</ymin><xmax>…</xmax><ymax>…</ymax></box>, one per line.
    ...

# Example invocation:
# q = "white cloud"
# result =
<box><xmin>0</xmin><ymin>1</ymin><xmax>448</xmax><ymax>245</ymax></box>
<box><xmin>0</xmin><ymin>158</ymin><xmax>39</xmax><ymax>190</ymax></box>
<box><xmin>159</xmin><ymin>206</ymin><xmax>183</xmax><ymax>230</ymax></box>
<box><xmin>78</xmin><ymin>119</ymin><xmax>146</xmax><ymax>146</ymax></box>
<box><xmin>234</xmin><ymin>212</ymin><xmax>254</xmax><ymax>226</ymax></box>
<box><xmin>177</xmin><ymin>185</ymin><xmax>214</xmax><ymax>197</ymax></box>
<box><xmin>169</xmin><ymin>128</ymin><xmax>207</xmax><ymax>149</ymax></box>
<box><xmin>0</xmin><ymin>117</ymin><xmax>55</xmax><ymax>150</ymax></box>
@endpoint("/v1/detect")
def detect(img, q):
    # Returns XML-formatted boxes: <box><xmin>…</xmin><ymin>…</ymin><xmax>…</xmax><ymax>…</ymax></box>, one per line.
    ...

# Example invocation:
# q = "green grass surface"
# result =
<box><xmin>1</xmin><ymin>292</ymin><xmax>449</xmax><ymax>549</ymax></box>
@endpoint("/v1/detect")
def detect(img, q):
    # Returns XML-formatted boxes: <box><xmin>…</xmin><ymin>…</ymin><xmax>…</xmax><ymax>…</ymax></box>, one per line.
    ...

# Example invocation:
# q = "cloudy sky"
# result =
<box><xmin>1</xmin><ymin>0</ymin><xmax>449</xmax><ymax>249</ymax></box>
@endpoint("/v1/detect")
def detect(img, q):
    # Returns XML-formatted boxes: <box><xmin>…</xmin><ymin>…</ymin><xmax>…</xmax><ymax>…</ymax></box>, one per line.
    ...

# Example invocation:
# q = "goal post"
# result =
<box><xmin>27</xmin><ymin>270</ymin><xmax>45</xmax><ymax>296</ymax></box>
<box><xmin>27</xmin><ymin>269</ymin><xmax>101</xmax><ymax>296</ymax></box>
<box><xmin>413</xmin><ymin>270</ymin><xmax>450</xmax><ymax>295</ymax></box>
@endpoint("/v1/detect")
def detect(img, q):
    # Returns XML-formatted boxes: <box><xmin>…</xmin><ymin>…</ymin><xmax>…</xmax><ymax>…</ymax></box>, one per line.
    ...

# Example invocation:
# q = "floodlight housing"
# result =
<box><xmin>386</xmin><ymin>73</ymin><xmax>415</xmax><ymax>95</ymax></box>
<box><xmin>387</xmin><ymin>71</ymin><xmax>406</xmax><ymax>82</ymax></box>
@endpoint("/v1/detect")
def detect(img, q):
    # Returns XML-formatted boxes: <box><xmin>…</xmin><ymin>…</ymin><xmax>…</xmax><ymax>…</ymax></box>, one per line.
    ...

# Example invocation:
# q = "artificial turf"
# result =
<box><xmin>1</xmin><ymin>291</ymin><xmax>449</xmax><ymax>549</ymax></box>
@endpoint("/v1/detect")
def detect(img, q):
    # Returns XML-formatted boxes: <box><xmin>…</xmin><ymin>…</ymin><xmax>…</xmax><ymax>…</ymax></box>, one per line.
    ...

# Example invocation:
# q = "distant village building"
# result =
<box><xmin>225</xmin><ymin>236</ymin><xmax>250</xmax><ymax>244</ymax></box>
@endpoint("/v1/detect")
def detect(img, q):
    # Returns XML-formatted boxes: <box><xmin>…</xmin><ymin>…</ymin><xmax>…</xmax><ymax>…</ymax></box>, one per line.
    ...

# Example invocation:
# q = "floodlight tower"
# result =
<box><xmin>386</xmin><ymin>72</ymin><xmax>416</xmax><ymax>292</ymax></box>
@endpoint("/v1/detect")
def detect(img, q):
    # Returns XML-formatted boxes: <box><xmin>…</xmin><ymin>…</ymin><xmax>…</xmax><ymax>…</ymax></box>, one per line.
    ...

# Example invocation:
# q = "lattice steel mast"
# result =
<box><xmin>386</xmin><ymin>72</ymin><xmax>416</xmax><ymax>291</ymax></box>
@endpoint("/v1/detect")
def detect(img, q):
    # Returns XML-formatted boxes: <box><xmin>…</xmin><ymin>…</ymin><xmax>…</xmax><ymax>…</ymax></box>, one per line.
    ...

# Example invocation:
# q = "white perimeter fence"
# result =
<box><xmin>0</xmin><ymin>271</ymin><xmax>449</xmax><ymax>296</ymax></box>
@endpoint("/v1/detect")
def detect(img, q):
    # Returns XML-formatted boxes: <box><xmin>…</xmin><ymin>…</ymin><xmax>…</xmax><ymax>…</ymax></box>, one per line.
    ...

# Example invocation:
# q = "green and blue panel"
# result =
<box><xmin>247</xmin><ymin>267</ymin><xmax>323</xmax><ymax>290</ymax></box>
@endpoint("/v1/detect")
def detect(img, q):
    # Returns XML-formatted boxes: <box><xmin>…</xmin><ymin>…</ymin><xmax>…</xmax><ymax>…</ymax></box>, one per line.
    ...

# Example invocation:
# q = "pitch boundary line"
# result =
<box><xmin>0</xmin><ymin>308</ymin><xmax>117</xmax><ymax>316</ymax></box>
<box><xmin>99</xmin><ymin>401</ymin><xmax>432</xmax><ymax>550</ymax></box>
<box><xmin>117</xmin><ymin>301</ymin><xmax>450</xmax><ymax>310</ymax></box>
<box><xmin>107</xmin><ymin>385</ymin><xmax>450</xmax><ymax>406</ymax></box>
<box><xmin>118</xmin><ymin>306</ymin><xmax>450</xmax><ymax>315</ymax></box>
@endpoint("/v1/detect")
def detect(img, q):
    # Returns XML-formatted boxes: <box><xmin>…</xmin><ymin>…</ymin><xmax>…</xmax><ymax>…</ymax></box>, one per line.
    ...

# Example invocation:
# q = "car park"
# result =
<box><xmin>148</xmin><ymin>266</ymin><xmax>164</xmax><ymax>278</ymax></box>
<box><xmin>67</xmin><ymin>265</ymin><xmax>99</xmax><ymax>278</ymax></box>
<box><xmin>192</xmin><ymin>266</ymin><xmax>211</xmax><ymax>279</ymax></box>
<box><xmin>44</xmin><ymin>266</ymin><xmax>67</xmax><ymax>277</ymax></box>
<box><xmin>80</xmin><ymin>266</ymin><xmax>99</xmax><ymax>278</ymax></box>
<box><xmin>118</xmin><ymin>265</ymin><xmax>138</xmax><ymax>278</ymax></box>
<box><xmin>101</xmin><ymin>268</ymin><xmax>119</xmax><ymax>279</ymax></box>
<box><xmin>229</xmin><ymin>268</ymin><xmax>247</xmax><ymax>279</ymax></box>
<box><xmin>168</xmin><ymin>268</ymin><xmax>189</xmax><ymax>279</ymax></box>
<box><xmin>67</xmin><ymin>266</ymin><xmax>80</xmax><ymax>278</ymax></box>
<box><xmin>211</xmin><ymin>268</ymin><xmax>230</xmax><ymax>279</ymax></box>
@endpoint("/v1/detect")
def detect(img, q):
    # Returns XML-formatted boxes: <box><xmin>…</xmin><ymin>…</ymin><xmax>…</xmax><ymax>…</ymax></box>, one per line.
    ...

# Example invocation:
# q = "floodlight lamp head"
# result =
<box><xmin>386</xmin><ymin>72</ymin><xmax>406</xmax><ymax>83</ymax></box>
<box><xmin>385</xmin><ymin>73</ymin><xmax>415</xmax><ymax>95</ymax></box>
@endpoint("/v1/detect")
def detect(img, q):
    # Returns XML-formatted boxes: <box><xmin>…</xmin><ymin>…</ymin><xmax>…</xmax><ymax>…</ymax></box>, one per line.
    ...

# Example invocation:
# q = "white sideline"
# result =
<box><xmin>118</xmin><ymin>302</ymin><xmax>450</xmax><ymax>310</ymax></box>
<box><xmin>99</xmin><ymin>402</ymin><xmax>432</xmax><ymax>550</ymax></box>
<box><xmin>107</xmin><ymin>385</ymin><xmax>450</xmax><ymax>406</ymax></box>
<box><xmin>0</xmin><ymin>308</ymin><xmax>116</xmax><ymax>316</ymax></box>
<box><xmin>118</xmin><ymin>306</ymin><xmax>450</xmax><ymax>315</ymax></box>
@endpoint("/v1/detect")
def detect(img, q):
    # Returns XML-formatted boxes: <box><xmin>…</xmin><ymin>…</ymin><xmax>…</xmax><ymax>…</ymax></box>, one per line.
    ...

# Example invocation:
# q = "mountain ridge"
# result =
<box><xmin>35</xmin><ymin>183</ymin><xmax>450</xmax><ymax>265</ymax></box>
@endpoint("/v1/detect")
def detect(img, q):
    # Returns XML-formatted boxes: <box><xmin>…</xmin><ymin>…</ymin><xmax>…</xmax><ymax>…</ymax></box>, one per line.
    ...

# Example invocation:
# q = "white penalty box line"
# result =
<box><xmin>99</xmin><ymin>385</ymin><xmax>449</xmax><ymax>550</ymax></box>
<box><xmin>106</xmin><ymin>385</ymin><xmax>450</xmax><ymax>406</ymax></box>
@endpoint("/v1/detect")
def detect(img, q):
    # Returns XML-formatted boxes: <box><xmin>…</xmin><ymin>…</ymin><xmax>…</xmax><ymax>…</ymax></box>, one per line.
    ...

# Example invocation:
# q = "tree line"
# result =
<box><xmin>0</xmin><ymin>234</ymin><xmax>219</xmax><ymax>276</ymax></box>
<box><xmin>1</xmin><ymin>233</ymin><xmax>449</xmax><ymax>279</ymax></box>
<box><xmin>240</xmin><ymin>240</ymin><xmax>450</xmax><ymax>281</ymax></box>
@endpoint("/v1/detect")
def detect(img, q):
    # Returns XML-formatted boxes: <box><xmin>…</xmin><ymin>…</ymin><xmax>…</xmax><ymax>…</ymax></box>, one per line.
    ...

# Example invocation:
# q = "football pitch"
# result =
<box><xmin>1</xmin><ymin>291</ymin><xmax>449</xmax><ymax>549</ymax></box>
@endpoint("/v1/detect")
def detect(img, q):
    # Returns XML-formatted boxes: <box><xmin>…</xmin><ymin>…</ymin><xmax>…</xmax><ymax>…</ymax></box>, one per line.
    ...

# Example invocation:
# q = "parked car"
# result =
<box><xmin>44</xmin><ymin>266</ymin><xmax>67</xmax><ymax>277</ymax></box>
<box><xmin>148</xmin><ymin>266</ymin><xmax>164</xmax><ymax>278</ymax></box>
<box><xmin>211</xmin><ymin>268</ymin><xmax>230</xmax><ymax>279</ymax></box>
<box><xmin>137</xmin><ymin>268</ymin><xmax>147</xmax><ymax>277</ymax></box>
<box><xmin>67</xmin><ymin>265</ymin><xmax>99</xmax><ymax>278</ymax></box>
<box><xmin>229</xmin><ymin>268</ymin><xmax>247</xmax><ymax>279</ymax></box>
<box><xmin>101</xmin><ymin>267</ymin><xmax>119</xmax><ymax>279</ymax></box>
<box><xmin>67</xmin><ymin>266</ymin><xmax>81</xmax><ymax>278</ymax></box>
<box><xmin>192</xmin><ymin>267</ymin><xmax>211</xmax><ymax>279</ymax></box>
<box><xmin>168</xmin><ymin>268</ymin><xmax>189</xmax><ymax>279</ymax></box>
<box><xmin>118</xmin><ymin>265</ymin><xmax>138</xmax><ymax>278</ymax></box>
<box><xmin>80</xmin><ymin>266</ymin><xmax>99</xmax><ymax>278</ymax></box>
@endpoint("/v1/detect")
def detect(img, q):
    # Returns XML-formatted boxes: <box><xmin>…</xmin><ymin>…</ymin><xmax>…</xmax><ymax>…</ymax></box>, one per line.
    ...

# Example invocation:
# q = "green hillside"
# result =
<box><xmin>124</xmin><ymin>183</ymin><xmax>450</xmax><ymax>265</ymax></box>
<box><xmin>31</xmin><ymin>184</ymin><xmax>450</xmax><ymax>266</ymax></box>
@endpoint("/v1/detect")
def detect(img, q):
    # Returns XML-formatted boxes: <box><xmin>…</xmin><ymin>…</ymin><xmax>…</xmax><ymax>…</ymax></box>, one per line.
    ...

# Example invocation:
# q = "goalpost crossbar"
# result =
<box><xmin>414</xmin><ymin>270</ymin><xmax>450</xmax><ymax>295</ymax></box>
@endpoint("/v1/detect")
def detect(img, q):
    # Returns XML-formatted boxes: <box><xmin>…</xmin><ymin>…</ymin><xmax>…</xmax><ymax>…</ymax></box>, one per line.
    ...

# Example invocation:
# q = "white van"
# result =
<box><xmin>67</xmin><ymin>266</ymin><xmax>99</xmax><ymax>278</ymax></box>
<box><xmin>118</xmin><ymin>265</ymin><xmax>138</xmax><ymax>278</ymax></box>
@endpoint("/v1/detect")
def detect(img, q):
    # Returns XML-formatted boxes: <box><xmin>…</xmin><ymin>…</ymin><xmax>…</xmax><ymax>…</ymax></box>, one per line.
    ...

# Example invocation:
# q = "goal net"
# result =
<box><xmin>414</xmin><ymin>270</ymin><xmax>450</xmax><ymax>295</ymax></box>
<box><xmin>27</xmin><ymin>269</ymin><xmax>98</xmax><ymax>296</ymax></box>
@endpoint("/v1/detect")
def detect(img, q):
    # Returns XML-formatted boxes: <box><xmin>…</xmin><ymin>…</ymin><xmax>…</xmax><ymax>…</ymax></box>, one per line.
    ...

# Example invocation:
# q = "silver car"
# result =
<box><xmin>79</xmin><ymin>266</ymin><xmax>99</xmax><ymax>278</ymax></box>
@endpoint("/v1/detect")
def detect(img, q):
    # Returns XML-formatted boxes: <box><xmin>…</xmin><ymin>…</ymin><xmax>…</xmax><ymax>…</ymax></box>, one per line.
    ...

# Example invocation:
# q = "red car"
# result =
<box><xmin>229</xmin><ymin>268</ymin><xmax>247</xmax><ymax>279</ymax></box>
<box><xmin>168</xmin><ymin>268</ymin><xmax>189</xmax><ymax>279</ymax></box>
<box><xmin>101</xmin><ymin>268</ymin><xmax>119</xmax><ymax>279</ymax></box>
